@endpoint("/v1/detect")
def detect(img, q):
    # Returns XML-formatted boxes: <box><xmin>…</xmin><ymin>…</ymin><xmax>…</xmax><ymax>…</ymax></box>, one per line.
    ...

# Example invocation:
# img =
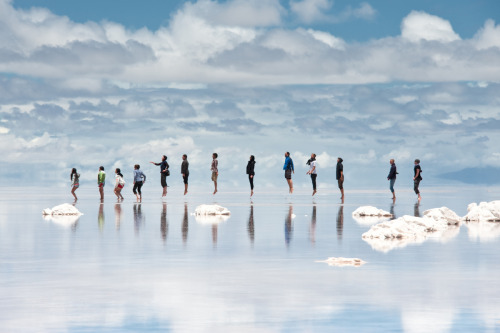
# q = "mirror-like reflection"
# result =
<box><xmin>390</xmin><ymin>203</ymin><xmax>397</xmax><ymax>220</ymax></box>
<box><xmin>98</xmin><ymin>203</ymin><xmax>105</xmax><ymax>232</ymax></box>
<box><xmin>212</xmin><ymin>225</ymin><xmax>218</xmax><ymax>247</ymax></box>
<box><xmin>336</xmin><ymin>205</ymin><xmax>344</xmax><ymax>240</ymax></box>
<box><xmin>285</xmin><ymin>205</ymin><xmax>293</xmax><ymax>247</ymax></box>
<box><xmin>309</xmin><ymin>205</ymin><xmax>316</xmax><ymax>245</ymax></box>
<box><xmin>247</xmin><ymin>205</ymin><xmax>254</xmax><ymax>245</ymax></box>
<box><xmin>182</xmin><ymin>203</ymin><xmax>188</xmax><ymax>245</ymax></box>
<box><xmin>114</xmin><ymin>203</ymin><xmax>122</xmax><ymax>231</ymax></box>
<box><xmin>414</xmin><ymin>202</ymin><xmax>420</xmax><ymax>217</ymax></box>
<box><xmin>161</xmin><ymin>202</ymin><xmax>168</xmax><ymax>243</ymax></box>
<box><xmin>133</xmin><ymin>203</ymin><xmax>144</xmax><ymax>235</ymax></box>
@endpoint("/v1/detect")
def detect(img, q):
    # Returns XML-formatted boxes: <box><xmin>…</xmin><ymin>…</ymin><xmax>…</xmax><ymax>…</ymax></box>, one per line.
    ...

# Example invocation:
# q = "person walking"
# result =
<box><xmin>133</xmin><ymin>164</ymin><xmax>146</xmax><ymax>202</ymax></box>
<box><xmin>306</xmin><ymin>153</ymin><xmax>317</xmax><ymax>196</ymax></box>
<box><xmin>211</xmin><ymin>153</ymin><xmax>218</xmax><ymax>195</ymax></box>
<box><xmin>283</xmin><ymin>152</ymin><xmax>294</xmax><ymax>193</ymax></box>
<box><xmin>246</xmin><ymin>155</ymin><xmax>256</xmax><ymax>196</ymax></box>
<box><xmin>114</xmin><ymin>168</ymin><xmax>125</xmax><ymax>201</ymax></box>
<box><xmin>413</xmin><ymin>159</ymin><xmax>422</xmax><ymax>201</ymax></box>
<box><xmin>97</xmin><ymin>166</ymin><xmax>106</xmax><ymax>202</ymax></box>
<box><xmin>181</xmin><ymin>154</ymin><xmax>189</xmax><ymax>195</ymax></box>
<box><xmin>336</xmin><ymin>157</ymin><xmax>344</xmax><ymax>200</ymax></box>
<box><xmin>150</xmin><ymin>155</ymin><xmax>169</xmax><ymax>197</ymax></box>
<box><xmin>70</xmin><ymin>168</ymin><xmax>80</xmax><ymax>201</ymax></box>
<box><xmin>387</xmin><ymin>159</ymin><xmax>397</xmax><ymax>201</ymax></box>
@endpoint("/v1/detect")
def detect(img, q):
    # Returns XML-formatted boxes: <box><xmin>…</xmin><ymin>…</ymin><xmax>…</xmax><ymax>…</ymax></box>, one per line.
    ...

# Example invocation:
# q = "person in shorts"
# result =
<box><xmin>150</xmin><ymin>155</ymin><xmax>169</xmax><ymax>197</ymax></box>
<box><xmin>114</xmin><ymin>168</ymin><xmax>125</xmax><ymax>201</ymax></box>
<box><xmin>181</xmin><ymin>154</ymin><xmax>189</xmax><ymax>195</ymax></box>
<box><xmin>283</xmin><ymin>152</ymin><xmax>294</xmax><ymax>193</ymax></box>
<box><xmin>211</xmin><ymin>153</ymin><xmax>218</xmax><ymax>194</ymax></box>
<box><xmin>97</xmin><ymin>166</ymin><xmax>106</xmax><ymax>202</ymax></box>
<box><xmin>336</xmin><ymin>157</ymin><xmax>344</xmax><ymax>200</ymax></box>
<box><xmin>70</xmin><ymin>168</ymin><xmax>80</xmax><ymax>202</ymax></box>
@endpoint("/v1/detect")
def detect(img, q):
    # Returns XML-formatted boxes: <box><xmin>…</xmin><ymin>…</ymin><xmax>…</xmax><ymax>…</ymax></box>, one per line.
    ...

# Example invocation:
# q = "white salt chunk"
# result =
<box><xmin>316</xmin><ymin>257</ymin><xmax>366</xmax><ymax>267</ymax></box>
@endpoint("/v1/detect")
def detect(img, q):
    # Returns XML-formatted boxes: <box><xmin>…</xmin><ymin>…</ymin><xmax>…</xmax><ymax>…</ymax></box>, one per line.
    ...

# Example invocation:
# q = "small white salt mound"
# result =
<box><xmin>352</xmin><ymin>206</ymin><xmax>393</xmax><ymax>225</ymax></box>
<box><xmin>465</xmin><ymin>220</ymin><xmax>500</xmax><ymax>242</ymax></box>
<box><xmin>42</xmin><ymin>203</ymin><xmax>83</xmax><ymax>216</ymax></box>
<box><xmin>463</xmin><ymin>201</ymin><xmax>500</xmax><ymax>222</ymax></box>
<box><xmin>423</xmin><ymin>207</ymin><xmax>461</xmax><ymax>225</ymax></box>
<box><xmin>316</xmin><ymin>257</ymin><xmax>366</xmax><ymax>267</ymax></box>
<box><xmin>352</xmin><ymin>206</ymin><xmax>392</xmax><ymax>217</ymax></box>
<box><xmin>194</xmin><ymin>204</ymin><xmax>230</xmax><ymax>216</ymax></box>
<box><xmin>362</xmin><ymin>211</ymin><xmax>460</xmax><ymax>252</ymax></box>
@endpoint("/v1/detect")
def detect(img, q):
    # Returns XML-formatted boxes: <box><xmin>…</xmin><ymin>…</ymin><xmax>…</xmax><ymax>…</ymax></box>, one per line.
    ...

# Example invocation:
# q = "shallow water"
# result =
<box><xmin>1</xmin><ymin>186</ymin><xmax>500</xmax><ymax>332</ymax></box>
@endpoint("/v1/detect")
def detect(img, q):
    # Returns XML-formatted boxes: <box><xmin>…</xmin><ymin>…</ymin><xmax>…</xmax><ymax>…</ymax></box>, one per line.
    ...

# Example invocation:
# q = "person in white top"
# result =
<box><xmin>306</xmin><ymin>153</ymin><xmax>317</xmax><ymax>196</ymax></box>
<box><xmin>114</xmin><ymin>168</ymin><xmax>125</xmax><ymax>201</ymax></box>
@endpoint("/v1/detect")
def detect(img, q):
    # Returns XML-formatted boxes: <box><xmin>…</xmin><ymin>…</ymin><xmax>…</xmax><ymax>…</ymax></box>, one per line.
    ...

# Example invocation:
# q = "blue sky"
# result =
<box><xmin>1</xmin><ymin>0</ymin><xmax>500</xmax><ymax>189</ymax></box>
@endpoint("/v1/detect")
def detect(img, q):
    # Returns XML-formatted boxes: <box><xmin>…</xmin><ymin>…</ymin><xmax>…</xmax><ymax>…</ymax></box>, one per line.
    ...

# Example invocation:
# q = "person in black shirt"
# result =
<box><xmin>150</xmin><ymin>155</ymin><xmax>169</xmax><ymax>197</ymax></box>
<box><xmin>413</xmin><ymin>159</ymin><xmax>422</xmax><ymax>201</ymax></box>
<box><xmin>387</xmin><ymin>159</ymin><xmax>397</xmax><ymax>201</ymax></box>
<box><xmin>181</xmin><ymin>154</ymin><xmax>189</xmax><ymax>195</ymax></box>
<box><xmin>336</xmin><ymin>157</ymin><xmax>344</xmax><ymax>200</ymax></box>
<box><xmin>246</xmin><ymin>155</ymin><xmax>256</xmax><ymax>197</ymax></box>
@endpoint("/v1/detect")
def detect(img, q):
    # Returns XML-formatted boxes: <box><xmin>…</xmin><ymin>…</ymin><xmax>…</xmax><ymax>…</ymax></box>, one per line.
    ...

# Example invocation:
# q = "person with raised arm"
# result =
<box><xmin>150</xmin><ymin>155</ymin><xmax>169</xmax><ymax>197</ymax></box>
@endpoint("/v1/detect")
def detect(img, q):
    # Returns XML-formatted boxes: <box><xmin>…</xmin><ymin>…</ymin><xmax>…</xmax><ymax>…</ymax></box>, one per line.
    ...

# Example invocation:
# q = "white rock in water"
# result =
<box><xmin>42</xmin><ymin>203</ymin><xmax>83</xmax><ymax>216</ymax></box>
<box><xmin>316</xmin><ymin>257</ymin><xmax>366</xmax><ymax>267</ymax></box>
<box><xmin>423</xmin><ymin>207</ymin><xmax>461</xmax><ymax>225</ymax></box>
<box><xmin>352</xmin><ymin>206</ymin><xmax>392</xmax><ymax>216</ymax></box>
<box><xmin>362</xmin><ymin>210</ymin><xmax>460</xmax><ymax>252</ymax></box>
<box><xmin>352</xmin><ymin>206</ymin><xmax>392</xmax><ymax>225</ymax></box>
<box><xmin>194</xmin><ymin>204</ymin><xmax>231</xmax><ymax>216</ymax></box>
<box><xmin>463</xmin><ymin>201</ymin><xmax>500</xmax><ymax>222</ymax></box>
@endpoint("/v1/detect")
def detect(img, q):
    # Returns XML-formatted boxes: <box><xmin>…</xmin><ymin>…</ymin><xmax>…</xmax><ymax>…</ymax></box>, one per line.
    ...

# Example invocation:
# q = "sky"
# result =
<box><xmin>1</xmin><ymin>0</ymin><xmax>500</xmax><ymax>189</ymax></box>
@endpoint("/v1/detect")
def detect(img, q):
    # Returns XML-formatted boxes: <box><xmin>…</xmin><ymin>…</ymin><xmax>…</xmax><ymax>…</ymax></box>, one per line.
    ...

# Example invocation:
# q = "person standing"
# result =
<box><xmin>413</xmin><ymin>159</ymin><xmax>422</xmax><ymax>201</ymax></box>
<box><xmin>211</xmin><ymin>153</ymin><xmax>218</xmax><ymax>195</ymax></box>
<box><xmin>70</xmin><ymin>168</ymin><xmax>80</xmax><ymax>201</ymax></box>
<box><xmin>97</xmin><ymin>166</ymin><xmax>106</xmax><ymax>202</ymax></box>
<box><xmin>306</xmin><ymin>153</ymin><xmax>317</xmax><ymax>196</ymax></box>
<box><xmin>133</xmin><ymin>164</ymin><xmax>146</xmax><ymax>202</ymax></box>
<box><xmin>114</xmin><ymin>168</ymin><xmax>125</xmax><ymax>201</ymax></box>
<box><xmin>283</xmin><ymin>152</ymin><xmax>294</xmax><ymax>193</ymax></box>
<box><xmin>336</xmin><ymin>157</ymin><xmax>344</xmax><ymax>200</ymax></box>
<box><xmin>150</xmin><ymin>155</ymin><xmax>169</xmax><ymax>197</ymax></box>
<box><xmin>246</xmin><ymin>155</ymin><xmax>256</xmax><ymax>196</ymax></box>
<box><xmin>181</xmin><ymin>154</ymin><xmax>189</xmax><ymax>195</ymax></box>
<box><xmin>387</xmin><ymin>159</ymin><xmax>397</xmax><ymax>201</ymax></box>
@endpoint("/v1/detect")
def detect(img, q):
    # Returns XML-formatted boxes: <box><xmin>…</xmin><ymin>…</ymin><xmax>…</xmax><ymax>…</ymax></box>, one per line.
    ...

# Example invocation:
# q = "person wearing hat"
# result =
<box><xmin>336</xmin><ymin>157</ymin><xmax>344</xmax><ymax>200</ymax></box>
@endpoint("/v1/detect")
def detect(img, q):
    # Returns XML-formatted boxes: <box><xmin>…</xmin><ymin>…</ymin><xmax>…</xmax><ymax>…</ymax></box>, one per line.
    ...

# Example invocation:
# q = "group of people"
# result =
<box><xmin>69</xmin><ymin>152</ymin><xmax>422</xmax><ymax>202</ymax></box>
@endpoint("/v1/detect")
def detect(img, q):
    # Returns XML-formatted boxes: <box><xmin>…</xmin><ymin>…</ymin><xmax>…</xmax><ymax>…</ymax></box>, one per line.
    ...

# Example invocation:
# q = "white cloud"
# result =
<box><xmin>290</xmin><ymin>0</ymin><xmax>332</xmax><ymax>24</ymax></box>
<box><xmin>473</xmin><ymin>19</ymin><xmax>500</xmax><ymax>50</ymax></box>
<box><xmin>401</xmin><ymin>11</ymin><xmax>460</xmax><ymax>43</ymax></box>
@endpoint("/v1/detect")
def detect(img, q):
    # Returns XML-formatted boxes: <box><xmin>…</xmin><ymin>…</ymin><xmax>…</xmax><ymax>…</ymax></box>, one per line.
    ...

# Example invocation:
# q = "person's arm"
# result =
<box><xmin>291</xmin><ymin>160</ymin><xmax>294</xmax><ymax>173</ymax></box>
<box><xmin>414</xmin><ymin>167</ymin><xmax>420</xmax><ymax>180</ymax></box>
<box><xmin>150</xmin><ymin>161</ymin><xmax>160</xmax><ymax>166</ymax></box>
<box><xmin>143</xmin><ymin>173</ymin><xmax>146</xmax><ymax>182</ymax></box>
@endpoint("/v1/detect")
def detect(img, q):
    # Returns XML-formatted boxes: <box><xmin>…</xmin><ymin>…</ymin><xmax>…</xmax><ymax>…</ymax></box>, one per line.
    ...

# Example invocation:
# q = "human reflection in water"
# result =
<box><xmin>390</xmin><ymin>202</ymin><xmax>397</xmax><ymax>220</ymax></box>
<box><xmin>133</xmin><ymin>203</ymin><xmax>144</xmax><ymax>235</ymax></box>
<box><xmin>98</xmin><ymin>204</ymin><xmax>105</xmax><ymax>232</ymax></box>
<box><xmin>248</xmin><ymin>205</ymin><xmax>255</xmax><ymax>245</ymax></box>
<box><xmin>182</xmin><ymin>203</ymin><xmax>188</xmax><ymax>245</ymax></box>
<box><xmin>285</xmin><ymin>205</ymin><xmax>293</xmax><ymax>247</ymax></box>
<box><xmin>161</xmin><ymin>202</ymin><xmax>168</xmax><ymax>243</ymax></box>
<box><xmin>114</xmin><ymin>203</ymin><xmax>122</xmax><ymax>231</ymax></box>
<box><xmin>212</xmin><ymin>224</ymin><xmax>218</xmax><ymax>247</ymax></box>
<box><xmin>414</xmin><ymin>201</ymin><xmax>420</xmax><ymax>217</ymax></box>
<box><xmin>336</xmin><ymin>205</ymin><xmax>344</xmax><ymax>240</ymax></box>
<box><xmin>309</xmin><ymin>205</ymin><xmax>317</xmax><ymax>245</ymax></box>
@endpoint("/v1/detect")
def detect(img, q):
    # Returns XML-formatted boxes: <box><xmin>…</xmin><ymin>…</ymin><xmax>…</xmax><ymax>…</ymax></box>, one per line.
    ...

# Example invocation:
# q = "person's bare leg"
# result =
<box><xmin>213</xmin><ymin>181</ymin><xmax>217</xmax><ymax>195</ymax></box>
<box><xmin>287</xmin><ymin>179</ymin><xmax>293</xmax><ymax>193</ymax></box>
<box><xmin>184</xmin><ymin>184</ymin><xmax>188</xmax><ymax>195</ymax></box>
<box><xmin>162</xmin><ymin>186</ymin><xmax>167</xmax><ymax>197</ymax></box>
<box><xmin>251</xmin><ymin>190</ymin><xmax>253</xmax><ymax>197</ymax></box>
<box><xmin>340</xmin><ymin>188</ymin><xmax>344</xmax><ymax>200</ymax></box>
<box><xmin>71</xmin><ymin>187</ymin><xmax>78</xmax><ymax>201</ymax></box>
<box><xmin>99</xmin><ymin>187</ymin><xmax>104</xmax><ymax>201</ymax></box>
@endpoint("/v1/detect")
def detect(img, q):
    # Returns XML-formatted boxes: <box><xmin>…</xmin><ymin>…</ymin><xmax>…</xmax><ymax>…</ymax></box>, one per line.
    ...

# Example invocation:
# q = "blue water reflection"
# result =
<box><xmin>0</xmin><ymin>186</ymin><xmax>500</xmax><ymax>332</ymax></box>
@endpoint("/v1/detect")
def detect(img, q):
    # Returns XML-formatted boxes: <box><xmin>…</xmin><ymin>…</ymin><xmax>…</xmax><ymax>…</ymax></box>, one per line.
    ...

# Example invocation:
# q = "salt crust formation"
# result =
<box><xmin>42</xmin><ymin>203</ymin><xmax>83</xmax><ymax>226</ymax></box>
<box><xmin>316</xmin><ymin>257</ymin><xmax>366</xmax><ymax>267</ymax></box>
<box><xmin>352</xmin><ymin>206</ymin><xmax>393</xmax><ymax>225</ymax></box>
<box><xmin>42</xmin><ymin>203</ymin><xmax>83</xmax><ymax>216</ymax></box>
<box><xmin>362</xmin><ymin>207</ymin><xmax>461</xmax><ymax>252</ymax></box>
<box><xmin>193</xmin><ymin>204</ymin><xmax>231</xmax><ymax>224</ymax></box>
<box><xmin>463</xmin><ymin>201</ymin><xmax>500</xmax><ymax>222</ymax></box>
